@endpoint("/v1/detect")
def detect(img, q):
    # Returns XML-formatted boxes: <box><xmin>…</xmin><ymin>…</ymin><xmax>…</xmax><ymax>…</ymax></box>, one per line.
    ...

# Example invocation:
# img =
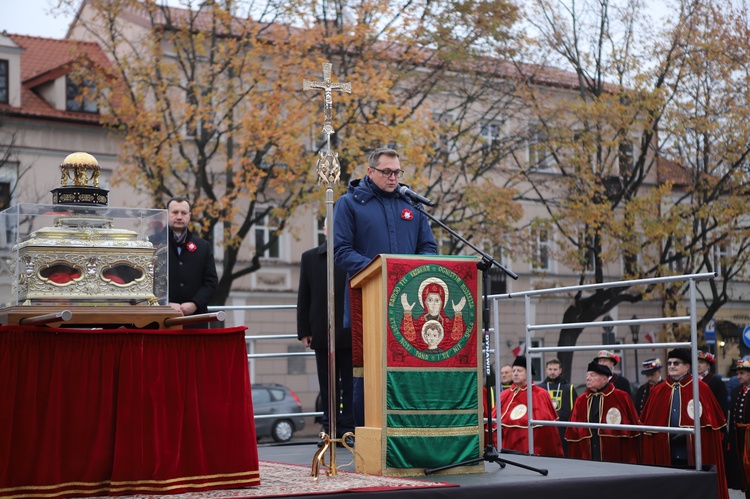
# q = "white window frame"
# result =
<box><xmin>713</xmin><ymin>240</ymin><xmax>730</xmax><ymax>277</ymax></box>
<box><xmin>65</xmin><ymin>75</ymin><xmax>98</xmax><ymax>113</ymax></box>
<box><xmin>434</xmin><ymin>111</ymin><xmax>456</xmax><ymax>155</ymax></box>
<box><xmin>0</xmin><ymin>59</ymin><xmax>8</xmax><ymax>104</ymax></box>
<box><xmin>666</xmin><ymin>236</ymin><xmax>686</xmax><ymax>274</ymax></box>
<box><xmin>579</xmin><ymin>231</ymin><xmax>595</xmax><ymax>272</ymax></box>
<box><xmin>531</xmin><ymin>227</ymin><xmax>551</xmax><ymax>271</ymax></box>
<box><xmin>618</xmin><ymin>138</ymin><xmax>635</xmax><ymax>175</ymax></box>
<box><xmin>528</xmin><ymin>123</ymin><xmax>550</xmax><ymax>170</ymax></box>
<box><xmin>480</xmin><ymin>121</ymin><xmax>502</xmax><ymax>155</ymax></box>
<box><xmin>253</xmin><ymin>208</ymin><xmax>285</xmax><ymax>260</ymax></box>
<box><xmin>530</xmin><ymin>338</ymin><xmax>544</xmax><ymax>383</ymax></box>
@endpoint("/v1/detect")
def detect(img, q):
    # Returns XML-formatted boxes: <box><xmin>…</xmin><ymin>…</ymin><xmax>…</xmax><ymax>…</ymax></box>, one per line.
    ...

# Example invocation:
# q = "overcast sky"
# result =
<box><xmin>2</xmin><ymin>0</ymin><xmax>672</xmax><ymax>40</ymax></box>
<box><xmin>1</xmin><ymin>0</ymin><xmax>74</xmax><ymax>38</ymax></box>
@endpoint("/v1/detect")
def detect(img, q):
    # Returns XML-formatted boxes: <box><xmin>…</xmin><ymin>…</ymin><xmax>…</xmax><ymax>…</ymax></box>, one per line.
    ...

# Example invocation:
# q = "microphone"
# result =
<box><xmin>397</xmin><ymin>185</ymin><xmax>436</xmax><ymax>207</ymax></box>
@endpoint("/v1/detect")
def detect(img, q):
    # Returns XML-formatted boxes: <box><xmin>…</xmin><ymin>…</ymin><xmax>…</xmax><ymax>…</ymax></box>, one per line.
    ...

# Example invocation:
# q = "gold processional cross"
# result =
<box><xmin>303</xmin><ymin>62</ymin><xmax>351</xmax><ymax>186</ymax></box>
<box><xmin>303</xmin><ymin>62</ymin><xmax>357</xmax><ymax>478</ymax></box>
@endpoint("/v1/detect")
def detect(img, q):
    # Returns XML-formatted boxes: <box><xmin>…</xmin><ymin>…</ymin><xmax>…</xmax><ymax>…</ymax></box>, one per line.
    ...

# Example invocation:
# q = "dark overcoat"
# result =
<box><xmin>168</xmin><ymin>229</ymin><xmax>218</xmax><ymax>315</ymax></box>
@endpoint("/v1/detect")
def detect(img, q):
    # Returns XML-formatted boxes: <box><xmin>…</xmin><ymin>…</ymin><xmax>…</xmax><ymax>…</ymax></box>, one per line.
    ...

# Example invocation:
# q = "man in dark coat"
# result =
<box><xmin>726</xmin><ymin>357</ymin><xmax>750</xmax><ymax>497</ymax></box>
<box><xmin>635</xmin><ymin>358</ymin><xmax>664</xmax><ymax>416</ymax></box>
<box><xmin>698</xmin><ymin>350</ymin><xmax>728</xmax><ymax>417</ymax></box>
<box><xmin>166</xmin><ymin>197</ymin><xmax>218</xmax><ymax>327</ymax></box>
<box><xmin>595</xmin><ymin>350</ymin><xmax>633</xmax><ymax>398</ymax></box>
<box><xmin>543</xmin><ymin>358</ymin><xmax>577</xmax><ymax>455</ymax></box>
<box><xmin>297</xmin><ymin>224</ymin><xmax>354</xmax><ymax>444</ymax></box>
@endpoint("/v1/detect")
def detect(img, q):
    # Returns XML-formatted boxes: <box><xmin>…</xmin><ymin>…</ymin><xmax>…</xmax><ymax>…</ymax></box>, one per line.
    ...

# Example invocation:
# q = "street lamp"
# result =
<box><xmin>602</xmin><ymin>314</ymin><xmax>615</xmax><ymax>345</ymax></box>
<box><xmin>629</xmin><ymin>314</ymin><xmax>640</xmax><ymax>384</ymax></box>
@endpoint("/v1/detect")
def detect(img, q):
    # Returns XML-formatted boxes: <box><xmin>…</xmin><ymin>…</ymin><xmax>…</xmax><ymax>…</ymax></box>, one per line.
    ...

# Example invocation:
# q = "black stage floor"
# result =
<box><xmin>258</xmin><ymin>442</ymin><xmax>719</xmax><ymax>499</ymax></box>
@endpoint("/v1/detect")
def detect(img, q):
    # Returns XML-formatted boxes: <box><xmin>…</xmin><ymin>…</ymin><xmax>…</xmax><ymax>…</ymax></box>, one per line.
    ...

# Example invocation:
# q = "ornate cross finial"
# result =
<box><xmin>303</xmin><ymin>62</ymin><xmax>351</xmax><ymax>137</ymax></box>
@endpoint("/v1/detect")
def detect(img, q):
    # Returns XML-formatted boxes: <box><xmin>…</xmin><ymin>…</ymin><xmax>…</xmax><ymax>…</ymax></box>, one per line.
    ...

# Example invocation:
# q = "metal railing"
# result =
<box><xmin>207</xmin><ymin>304</ymin><xmax>324</xmax><ymax>426</ymax></box>
<box><xmin>211</xmin><ymin>272</ymin><xmax>716</xmax><ymax>455</ymax></box>
<box><xmin>492</xmin><ymin>272</ymin><xmax>716</xmax><ymax>470</ymax></box>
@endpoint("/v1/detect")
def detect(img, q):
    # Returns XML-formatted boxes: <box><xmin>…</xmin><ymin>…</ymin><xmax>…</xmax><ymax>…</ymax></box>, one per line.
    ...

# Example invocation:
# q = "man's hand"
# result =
<box><xmin>300</xmin><ymin>336</ymin><xmax>312</xmax><ymax>348</ymax></box>
<box><xmin>180</xmin><ymin>302</ymin><xmax>198</xmax><ymax>316</ymax></box>
<box><xmin>176</xmin><ymin>302</ymin><xmax>197</xmax><ymax>316</ymax></box>
<box><xmin>168</xmin><ymin>302</ymin><xmax>183</xmax><ymax>314</ymax></box>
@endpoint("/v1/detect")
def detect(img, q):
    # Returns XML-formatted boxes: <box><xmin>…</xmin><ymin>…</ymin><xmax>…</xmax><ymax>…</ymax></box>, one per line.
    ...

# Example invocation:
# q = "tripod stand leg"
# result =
<box><xmin>424</xmin><ymin>264</ymin><xmax>548</xmax><ymax>477</ymax></box>
<box><xmin>493</xmin><ymin>455</ymin><xmax>548</xmax><ymax>476</ymax></box>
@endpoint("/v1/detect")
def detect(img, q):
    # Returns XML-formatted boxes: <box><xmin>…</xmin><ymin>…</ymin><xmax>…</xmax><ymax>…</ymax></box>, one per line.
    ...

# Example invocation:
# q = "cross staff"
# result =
<box><xmin>302</xmin><ymin>62</ymin><xmax>354</xmax><ymax>478</ymax></box>
<box><xmin>303</xmin><ymin>62</ymin><xmax>351</xmax><ymax>138</ymax></box>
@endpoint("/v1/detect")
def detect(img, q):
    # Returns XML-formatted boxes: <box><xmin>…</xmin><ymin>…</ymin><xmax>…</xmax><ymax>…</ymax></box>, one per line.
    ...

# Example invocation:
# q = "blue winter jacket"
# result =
<box><xmin>333</xmin><ymin>175</ymin><xmax>438</xmax><ymax>327</ymax></box>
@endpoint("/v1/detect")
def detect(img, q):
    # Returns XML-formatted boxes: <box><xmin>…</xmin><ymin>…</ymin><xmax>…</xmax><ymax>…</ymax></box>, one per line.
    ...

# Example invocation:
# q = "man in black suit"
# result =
<box><xmin>167</xmin><ymin>197</ymin><xmax>218</xmax><ymax>327</ymax></box>
<box><xmin>297</xmin><ymin>221</ymin><xmax>354</xmax><ymax>444</ymax></box>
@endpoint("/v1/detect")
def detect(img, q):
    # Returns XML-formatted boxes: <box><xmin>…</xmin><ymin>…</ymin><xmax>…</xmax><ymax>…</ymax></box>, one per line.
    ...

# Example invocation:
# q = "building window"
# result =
<box><xmin>713</xmin><ymin>241</ymin><xmax>730</xmax><ymax>277</ymax></box>
<box><xmin>531</xmin><ymin>227</ymin><xmax>550</xmax><ymax>271</ymax></box>
<box><xmin>254</xmin><ymin>209</ymin><xmax>280</xmax><ymax>259</ymax></box>
<box><xmin>0</xmin><ymin>181</ymin><xmax>10</xmax><ymax>212</ymax></box>
<box><xmin>434</xmin><ymin>112</ymin><xmax>455</xmax><ymax>155</ymax></box>
<box><xmin>666</xmin><ymin>236</ymin><xmax>685</xmax><ymax>274</ymax></box>
<box><xmin>579</xmin><ymin>231</ymin><xmax>595</xmax><ymax>271</ymax></box>
<box><xmin>619</xmin><ymin>139</ymin><xmax>635</xmax><ymax>176</ymax></box>
<box><xmin>480</xmin><ymin>121</ymin><xmax>501</xmax><ymax>156</ymax></box>
<box><xmin>0</xmin><ymin>60</ymin><xmax>8</xmax><ymax>104</ymax></box>
<box><xmin>66</xmin><ymin>76</ymin><xmax>98</xmax><ymax>113</ymax></box>
<box><xmin>530</xmin><ymin>338</ymin><xmax>543</xmax><ymax>383</ymax></box>
<box><xmin>528</xmin><ymin>123</ymin><xmax>550</xmax><ymax>169</ymax></box>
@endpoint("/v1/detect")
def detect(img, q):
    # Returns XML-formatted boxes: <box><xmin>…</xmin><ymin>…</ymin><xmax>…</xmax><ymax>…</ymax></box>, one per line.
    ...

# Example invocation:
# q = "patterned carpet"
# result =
<box><xmin>94</xmin><ymin>461</ymin><xmax>456</xmax><ymax>498</ymax></box>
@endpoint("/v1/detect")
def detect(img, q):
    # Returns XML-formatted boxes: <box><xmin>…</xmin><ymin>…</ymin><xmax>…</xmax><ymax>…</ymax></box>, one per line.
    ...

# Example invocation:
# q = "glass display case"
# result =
<box><xmin>0</xmin><ymin>203</ymin><xmax>168</xmax><ymax>308</ymax></box>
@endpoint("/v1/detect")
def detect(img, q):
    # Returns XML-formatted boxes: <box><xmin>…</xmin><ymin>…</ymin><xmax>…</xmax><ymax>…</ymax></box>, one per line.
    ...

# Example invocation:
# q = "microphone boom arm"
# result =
<box><xmin>410</xmin><ymin>201</ymin><xmax>518</xmax><ymax>280</ymax></box>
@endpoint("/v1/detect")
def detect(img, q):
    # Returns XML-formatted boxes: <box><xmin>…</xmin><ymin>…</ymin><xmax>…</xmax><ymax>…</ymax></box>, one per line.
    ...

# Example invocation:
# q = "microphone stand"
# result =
<box><xmin>406</xmin><ymin>199</ymin><xmax>547</xmax><ymax>477</ymax></box>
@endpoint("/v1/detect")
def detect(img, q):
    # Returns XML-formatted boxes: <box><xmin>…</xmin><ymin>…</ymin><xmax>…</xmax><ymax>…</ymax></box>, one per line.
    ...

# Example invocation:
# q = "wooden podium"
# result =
<box><xmin>349</xmin><ymin>254</ymin><xmax>484</xmax><ymax>476</ymax></box>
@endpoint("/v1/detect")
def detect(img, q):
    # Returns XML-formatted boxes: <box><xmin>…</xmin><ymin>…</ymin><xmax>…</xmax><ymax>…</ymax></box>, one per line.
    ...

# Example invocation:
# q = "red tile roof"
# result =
<box><xmin>0</xmin><ymin>34</ymin><xmax>110</xmax><ymax>124</ymax></box>
<box><xmin>657</xmin><ymin>156</ymin><xmax>693</xmax><ymax>187</ymax></box>
<box><xmin>76</xmin><ymin>1</ymin><xmax>590</xmax><ymax>93</ymax></box>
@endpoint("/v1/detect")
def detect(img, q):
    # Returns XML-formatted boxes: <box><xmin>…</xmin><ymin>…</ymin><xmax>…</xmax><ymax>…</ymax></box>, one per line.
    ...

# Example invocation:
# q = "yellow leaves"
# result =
<box><xmin>464</xmin><ymin>181</ymin><xmax>522</xmax><ymax>228</ymax></box>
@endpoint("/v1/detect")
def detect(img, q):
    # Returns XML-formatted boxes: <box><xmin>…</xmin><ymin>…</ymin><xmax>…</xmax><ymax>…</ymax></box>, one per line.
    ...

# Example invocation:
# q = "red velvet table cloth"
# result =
<box><xmin>0</xmin><ymin>325</ymin><xmax>260</xmax><ymax>498</ymax></box>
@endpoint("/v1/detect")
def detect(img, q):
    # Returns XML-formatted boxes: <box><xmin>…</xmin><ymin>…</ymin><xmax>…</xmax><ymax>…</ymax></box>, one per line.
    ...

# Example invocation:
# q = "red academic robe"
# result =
<box><xmin>492</xmin><ymin>383</ymin><xmax>564</xmax><ymax>457</ymax></box>
<box><xmin>640</xmin><ymin>375</ymin><xmax>728</xmax><ymax>499</ymax></box>
<box><xmin>565</xmin><ymin>383</ymin><xmax>641</xmax><ymax>463</ymax></box>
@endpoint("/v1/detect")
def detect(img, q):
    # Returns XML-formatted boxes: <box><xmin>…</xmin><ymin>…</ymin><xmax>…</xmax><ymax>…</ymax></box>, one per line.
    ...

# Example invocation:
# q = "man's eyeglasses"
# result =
<box><xmin>371</xmin><ymin>166</ymin><xmax>404</xmax><ymax>178</ymax></box>
<box><xmin>667</xmin><ymin>361</ymin><xmax>684</xmax><ymax>366</ymax></box>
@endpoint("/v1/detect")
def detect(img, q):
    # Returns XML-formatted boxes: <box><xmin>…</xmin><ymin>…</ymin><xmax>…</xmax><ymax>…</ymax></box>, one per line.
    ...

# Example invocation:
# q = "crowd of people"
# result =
<box><xmin>491</xmin><ymin>348</ymin><xmax>750</xmax><ymax>499</ymax></box>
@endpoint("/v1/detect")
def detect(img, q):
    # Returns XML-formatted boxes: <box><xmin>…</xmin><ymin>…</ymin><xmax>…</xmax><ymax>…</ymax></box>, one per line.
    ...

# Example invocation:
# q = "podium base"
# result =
<box><xmin>355</xmin><ymin>426</ymin><xmax>484</xmax><ymax>477</ymax></box>
<box><xmin>355</xmin><ymin>426</ymin><xmax>382</xmax><ymax>474</ymax></box>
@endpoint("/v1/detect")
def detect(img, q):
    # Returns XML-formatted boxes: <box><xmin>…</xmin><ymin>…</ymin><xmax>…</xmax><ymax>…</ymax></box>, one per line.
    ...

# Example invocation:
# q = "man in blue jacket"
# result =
<box><xmin>334</xmin><ymin>147</ymin><xmax>438</xmax><ymax>426</ymax></box>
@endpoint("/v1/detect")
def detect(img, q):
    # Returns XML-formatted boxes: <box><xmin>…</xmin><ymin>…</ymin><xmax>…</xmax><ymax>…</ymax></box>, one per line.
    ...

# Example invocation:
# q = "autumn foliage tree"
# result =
<box><xmin>511</xmin><ymin>0</ymin><xmax>750</xmax><ymax>374</ymax></box>
<box><xmin>63</xmin><ymin>0</ymin><xmax>526</xmax><ymax>304</ymax></box>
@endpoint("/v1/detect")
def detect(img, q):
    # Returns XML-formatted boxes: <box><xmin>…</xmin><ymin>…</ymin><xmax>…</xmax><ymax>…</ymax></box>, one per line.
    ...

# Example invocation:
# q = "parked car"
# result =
<box><xmin>252</xmin><ymin>383</ymin><xmax>305</xmax><ymax>443</ymax></box>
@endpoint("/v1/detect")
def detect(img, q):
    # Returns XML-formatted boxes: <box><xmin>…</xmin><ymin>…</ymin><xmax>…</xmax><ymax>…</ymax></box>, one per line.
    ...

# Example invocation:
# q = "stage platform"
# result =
<box><xmin>258</xmin><ymin>442</ymin><xmax>721</xmax><ymax>499</ymax></box>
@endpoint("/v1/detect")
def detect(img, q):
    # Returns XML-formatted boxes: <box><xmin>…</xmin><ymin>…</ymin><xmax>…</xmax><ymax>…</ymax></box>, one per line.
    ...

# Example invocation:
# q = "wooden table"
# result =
<box><xmin>0</xmin><ymin>305</ymin><xmax>184</xmax><ymax>328</ymax></box>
